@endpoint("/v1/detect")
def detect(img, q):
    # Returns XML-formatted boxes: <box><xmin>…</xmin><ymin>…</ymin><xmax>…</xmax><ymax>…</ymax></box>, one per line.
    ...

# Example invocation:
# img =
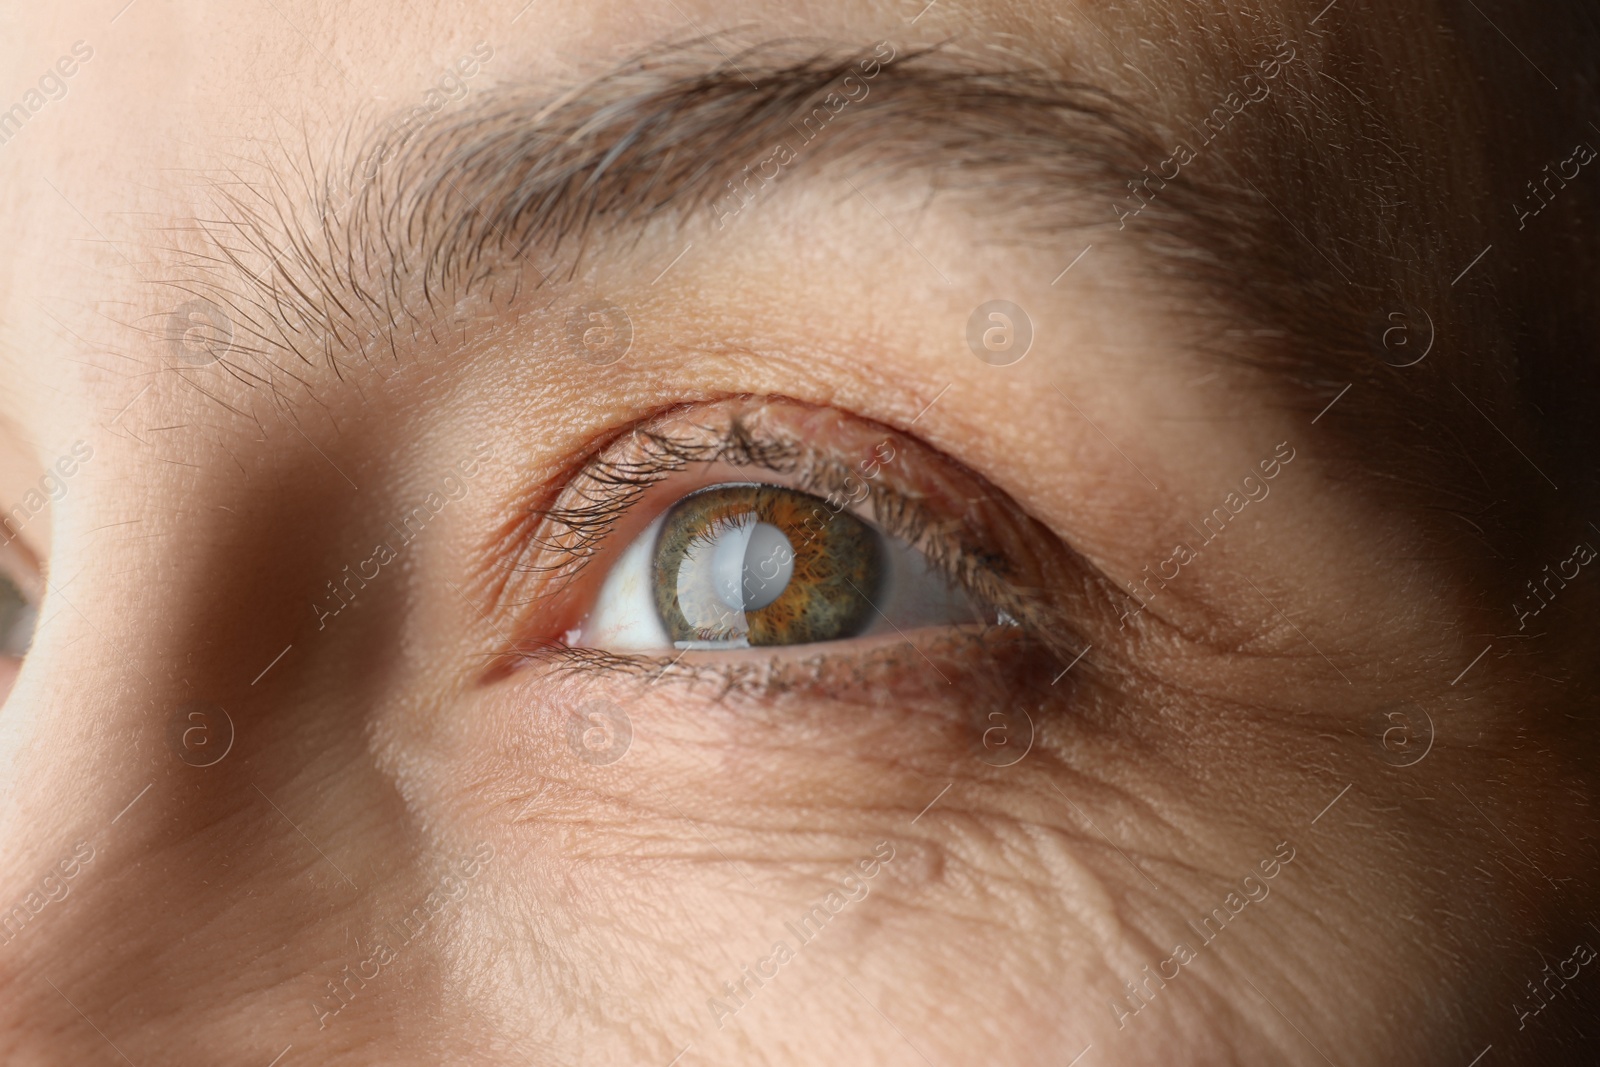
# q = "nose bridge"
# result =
<box><xmin>17</xmin><ymin>344</ymin><xmax>488</xmax><ymax>825</ymax></box>
<box><xmin>31</xmin><ymin>423</ymin><xmax>367</xmax><ymax>733</ymax></box>
<box><xmin>0</xmin><ymin>421</ymin><xmax>449</xmax><ymax>1060</ymax></box>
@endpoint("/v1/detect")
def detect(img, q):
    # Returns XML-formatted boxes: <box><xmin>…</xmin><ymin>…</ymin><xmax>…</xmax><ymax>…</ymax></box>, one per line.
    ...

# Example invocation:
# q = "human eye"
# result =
<box><xmin>488</xmin><ymin>398</ymin><xmax>1089</xmax><ymax>691</ymax></box>
<box><xmin>0</xmin><ymin>537</ymin><xmax>41</xmax><ymax>704</ymax></box>
<box><xmin>0</xmin><ymin>572</ymin><xmax>37</xmax><ymax>656</ymax></box>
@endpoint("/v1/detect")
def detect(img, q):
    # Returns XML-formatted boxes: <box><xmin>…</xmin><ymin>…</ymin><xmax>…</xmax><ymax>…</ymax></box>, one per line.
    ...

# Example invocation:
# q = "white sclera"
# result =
<box><xmin>710</xmin><ymin>519</ymin><xmax>794</xmax><ymax>612</ymax></box>
<box><xmin>576</xmin><ymin>511</ymin><xmax>671</xmax><ymax>649</ymax></box>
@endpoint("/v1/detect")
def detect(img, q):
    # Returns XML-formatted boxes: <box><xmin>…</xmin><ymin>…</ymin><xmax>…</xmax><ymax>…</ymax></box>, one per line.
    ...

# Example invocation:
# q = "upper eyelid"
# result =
<box><xmin>509</xmin><ymin>416</ymin><xmax>803</xmax><ymax>578</ymax></box>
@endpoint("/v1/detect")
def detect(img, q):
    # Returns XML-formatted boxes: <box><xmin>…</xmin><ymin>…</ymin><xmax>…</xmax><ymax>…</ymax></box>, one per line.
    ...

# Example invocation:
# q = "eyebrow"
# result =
<box><xmin>164</xmin><ymin>28</ymin><xmax>1573</xmax><ymax>590</ymax></box>
<box><xmin>180</xmin><ymin>34</ymin><xmax>1557</xmax><ymax>569</ymax></box>
<box><xmin>191</xmin><ymin>40</ymin><xmax>1291</xmax><ymax>376</ymax></box>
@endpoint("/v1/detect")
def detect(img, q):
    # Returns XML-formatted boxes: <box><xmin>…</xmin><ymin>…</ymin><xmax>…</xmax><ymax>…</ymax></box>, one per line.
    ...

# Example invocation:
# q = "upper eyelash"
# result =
<box><xmin>516</xmin><ymin>413</ymin><xmax>968</xmax><ymax>599</ymax></box>
<box><xmin>514</xmin><ymin>416</ymin><xmax>800</xmax><ymax>585</ymax></box>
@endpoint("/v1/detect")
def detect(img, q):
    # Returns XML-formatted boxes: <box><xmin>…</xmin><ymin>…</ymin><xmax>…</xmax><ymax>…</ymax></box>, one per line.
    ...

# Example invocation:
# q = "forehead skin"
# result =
<box><xmin>1</xmin><ymin>2</ymin><xmax>1598</xmax><ymax>1067</ymax></box>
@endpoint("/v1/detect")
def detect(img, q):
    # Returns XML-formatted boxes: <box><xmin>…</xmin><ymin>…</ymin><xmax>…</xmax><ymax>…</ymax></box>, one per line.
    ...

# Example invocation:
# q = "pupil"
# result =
<box><xmin>710</xmin><ymin>520</ymin><xmax>794</xmax><ymax>612</ymax></box>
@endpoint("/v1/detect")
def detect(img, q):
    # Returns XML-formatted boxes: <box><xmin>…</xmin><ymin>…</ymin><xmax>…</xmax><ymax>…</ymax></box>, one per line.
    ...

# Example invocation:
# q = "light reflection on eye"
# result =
<box><xmin>576</xmin><ymin>482</ymin><xmax>979</xmax><ymax>651</ymax></box>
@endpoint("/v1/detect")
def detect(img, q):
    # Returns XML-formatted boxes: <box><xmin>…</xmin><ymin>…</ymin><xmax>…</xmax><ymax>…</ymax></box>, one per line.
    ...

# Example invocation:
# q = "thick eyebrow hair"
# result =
<box><xmin>190</xmin><ymin>41</ymin><xmax>1277</xmax><ymax>377</ymax></box>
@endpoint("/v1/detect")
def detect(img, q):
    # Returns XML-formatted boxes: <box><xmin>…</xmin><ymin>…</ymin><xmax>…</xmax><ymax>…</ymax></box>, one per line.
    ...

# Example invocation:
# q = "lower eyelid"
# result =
<box><xmin>536</xmin><ymin>624</ymin><xmax>1053</xmax><ymax>707</ymax></box>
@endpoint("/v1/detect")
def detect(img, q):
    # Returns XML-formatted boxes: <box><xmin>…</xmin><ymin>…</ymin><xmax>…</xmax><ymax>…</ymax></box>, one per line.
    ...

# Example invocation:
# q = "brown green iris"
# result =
<box><xmin>652</xmin><ymin>484</ymin><xmax>882</xmax><ymax>646</ymax></box>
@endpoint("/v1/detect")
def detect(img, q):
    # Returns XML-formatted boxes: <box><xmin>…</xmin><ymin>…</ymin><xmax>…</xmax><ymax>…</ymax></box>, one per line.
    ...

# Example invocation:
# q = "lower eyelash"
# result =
<box><xmin>520</xmin><ymin>623</ymin><xmax>1052</xmax><ymax>704</ymax></box>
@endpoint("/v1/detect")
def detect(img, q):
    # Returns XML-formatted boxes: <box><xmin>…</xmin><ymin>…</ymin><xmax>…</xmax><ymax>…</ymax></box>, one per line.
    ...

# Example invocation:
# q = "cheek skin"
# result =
<box><xmin>379</xmin><ymin>607</ymin><xmax>1483</xmax><ymax>1066</ymax></box>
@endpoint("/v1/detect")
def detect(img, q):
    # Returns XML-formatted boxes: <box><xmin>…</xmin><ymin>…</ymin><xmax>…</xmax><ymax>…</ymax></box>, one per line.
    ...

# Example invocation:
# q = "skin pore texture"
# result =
<box><xmin>1</xmin><ymin>1</ymin><xmax>1599</xmax><ymax>1065</ymax></box>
